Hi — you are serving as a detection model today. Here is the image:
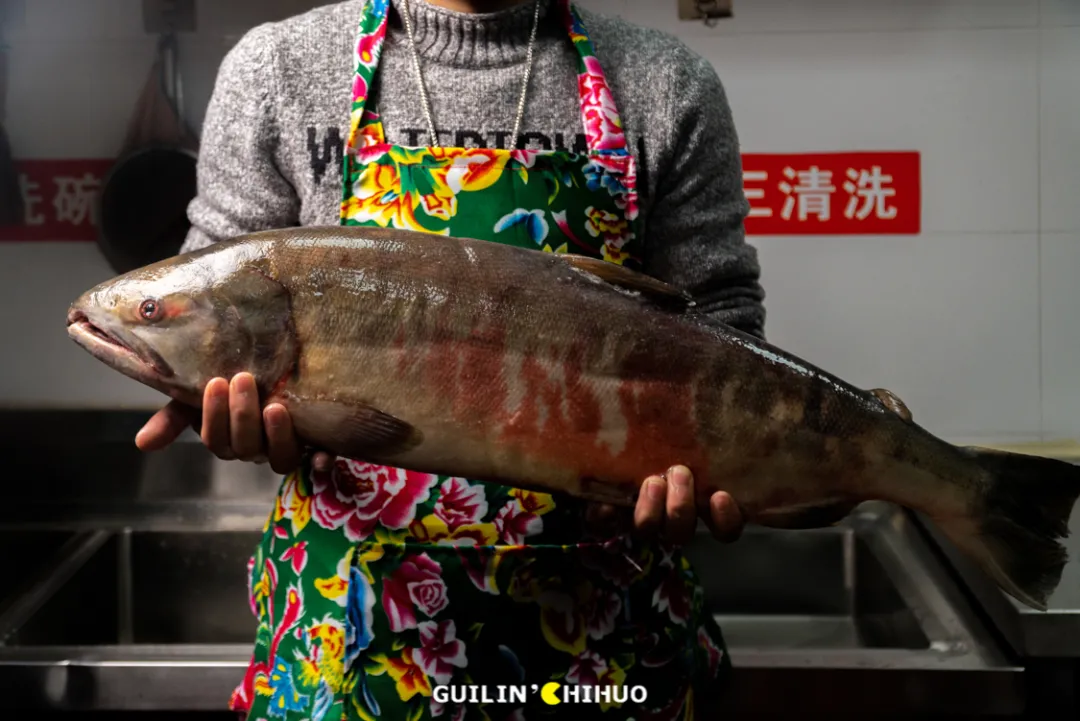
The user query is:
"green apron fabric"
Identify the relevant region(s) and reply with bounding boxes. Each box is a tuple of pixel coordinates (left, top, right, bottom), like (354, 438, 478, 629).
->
(229, 2, 732, 719)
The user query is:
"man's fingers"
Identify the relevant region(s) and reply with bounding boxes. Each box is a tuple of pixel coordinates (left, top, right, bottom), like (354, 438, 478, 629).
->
(664, 465, 696, 545)
(135, 401, 198, 452)
(230, 373, 264, 461)
(708, 491, 745, 543)
(264, 404, 301, 474)
(201, 378, 234, 460)
(633, 476, 666, 538)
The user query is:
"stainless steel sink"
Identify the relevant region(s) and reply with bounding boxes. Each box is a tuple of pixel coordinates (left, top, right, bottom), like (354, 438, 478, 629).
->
(0, 528, 259, 711)
(686, 516, 928, 651)
(3, 531, 260, 647)
(0, 502, 1025, 714)
(686, 502, 1007, 666)
(0, 531, 80, 607)
(682, 502, 1027, 715)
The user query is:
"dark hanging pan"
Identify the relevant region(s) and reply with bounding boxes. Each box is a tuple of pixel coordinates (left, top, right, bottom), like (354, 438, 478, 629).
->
(97, 33, 199, 274)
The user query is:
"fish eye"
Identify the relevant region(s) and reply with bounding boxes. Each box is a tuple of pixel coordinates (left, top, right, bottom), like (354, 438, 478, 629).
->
(139, 299, 163, 322)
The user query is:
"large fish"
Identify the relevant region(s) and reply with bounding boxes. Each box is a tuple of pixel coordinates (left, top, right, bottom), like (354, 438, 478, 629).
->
(66, 226, 1080, 611)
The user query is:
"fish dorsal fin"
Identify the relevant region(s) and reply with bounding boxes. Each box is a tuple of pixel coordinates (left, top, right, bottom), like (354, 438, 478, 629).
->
(560, 255, 694, 310)
(871, 388, 913, 422)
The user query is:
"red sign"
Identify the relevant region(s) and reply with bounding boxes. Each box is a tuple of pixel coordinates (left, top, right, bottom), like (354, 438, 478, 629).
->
(741, 152, 921, 236)
(0, 152, 921, 242)
(0, 159, 115, 242)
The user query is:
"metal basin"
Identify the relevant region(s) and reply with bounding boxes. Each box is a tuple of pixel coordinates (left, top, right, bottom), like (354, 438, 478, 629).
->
(686, 520, 929, 651)
(681, 502, 1027, 716)
(0, 531, 79, 607)
(683, 502, 1007, 668)
(4, 530, 260, 647)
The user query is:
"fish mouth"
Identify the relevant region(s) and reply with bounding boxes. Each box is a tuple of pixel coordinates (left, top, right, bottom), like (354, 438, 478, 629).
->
(66, 308, 174, 380)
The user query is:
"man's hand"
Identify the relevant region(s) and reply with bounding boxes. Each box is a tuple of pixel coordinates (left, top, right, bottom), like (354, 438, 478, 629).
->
(134, 373, 335, 475)
(585, 465, 744, 545)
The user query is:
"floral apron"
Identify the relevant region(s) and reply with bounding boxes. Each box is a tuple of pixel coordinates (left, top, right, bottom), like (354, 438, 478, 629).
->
(231, 2, 731, 719)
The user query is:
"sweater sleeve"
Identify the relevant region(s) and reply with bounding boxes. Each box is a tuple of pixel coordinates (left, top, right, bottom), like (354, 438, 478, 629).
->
(180, 24, 300, 253)
(642, 47, 766, 339)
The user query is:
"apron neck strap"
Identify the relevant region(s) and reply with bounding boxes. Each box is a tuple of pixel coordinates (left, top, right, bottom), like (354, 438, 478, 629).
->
(557, 0, 630, 155)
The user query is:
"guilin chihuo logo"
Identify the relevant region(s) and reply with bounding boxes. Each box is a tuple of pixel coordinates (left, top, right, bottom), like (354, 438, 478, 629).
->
(433, 683, 648, 706)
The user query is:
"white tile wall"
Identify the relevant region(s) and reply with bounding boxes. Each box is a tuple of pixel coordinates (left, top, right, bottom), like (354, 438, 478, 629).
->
(1, 0, 336, 41)
(1041, 0, 1080, 26)
(0, 243, 167, 409)
(0, 0, 1074, 443)
(753, 232, 1042, 439)
(6, 0, 146, 41)
(1041, 232, 1080, 438)
(685, 29, 1040, 235)
(1040, 28, 1080, 232)
(5, 41, 157, 158)
(616, 0, 1039, 37)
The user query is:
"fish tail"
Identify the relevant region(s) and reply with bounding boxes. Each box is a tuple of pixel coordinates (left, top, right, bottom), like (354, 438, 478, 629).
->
(939, 447, 1080, 611)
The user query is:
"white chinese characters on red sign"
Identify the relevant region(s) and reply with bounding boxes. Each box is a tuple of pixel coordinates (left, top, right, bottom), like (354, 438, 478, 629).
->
(0, 153, 921, 241)
(741, 153, 920, 235)
(1, 160, 114, 242)
(21, 172, 102, 227)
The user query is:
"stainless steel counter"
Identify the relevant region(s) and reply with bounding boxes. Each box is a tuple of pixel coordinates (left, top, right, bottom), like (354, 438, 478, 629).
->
(0, 411, 1035, 714)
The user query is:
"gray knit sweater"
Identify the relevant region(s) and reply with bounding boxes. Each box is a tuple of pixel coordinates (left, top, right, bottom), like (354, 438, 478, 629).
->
(181, 0, 766, 336)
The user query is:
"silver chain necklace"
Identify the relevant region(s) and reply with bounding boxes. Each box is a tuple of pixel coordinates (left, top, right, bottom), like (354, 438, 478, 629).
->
(401, 0, 542, 148)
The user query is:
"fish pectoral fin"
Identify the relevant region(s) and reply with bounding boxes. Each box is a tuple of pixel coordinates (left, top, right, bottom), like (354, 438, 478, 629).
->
(871, 388, 913, 422)
(286, 399, 423, 460)
(560, 255, 694, 310)
(756, 499, 860, 529)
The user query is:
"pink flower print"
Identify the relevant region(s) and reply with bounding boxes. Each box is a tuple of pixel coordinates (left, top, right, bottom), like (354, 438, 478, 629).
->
(310, 460, 435, 543)
(382, 553, 449, 632)
(567, 649, 608, 686)
(245, 555, 257, 617)
(355, 21, 385, 69)
(351, 73, 370, 104)
(699, 626, 725, 680)
(583, 588, 623, 640)
(552, 209, 592, 253)
(414, 620, 468, 685)
(509, 148, 540, 167)
(578, 55, 625, 151)
(280, 541, 308, 575)
(620, 156, 640, 221)
(652, 567, 691, 626)
(494, 500, 543, 545)
(434, 478, 489, 530)
(460, 547, 503, 595)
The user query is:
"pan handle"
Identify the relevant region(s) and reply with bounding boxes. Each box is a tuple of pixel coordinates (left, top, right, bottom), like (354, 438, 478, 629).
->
(156, 33, 184, 130)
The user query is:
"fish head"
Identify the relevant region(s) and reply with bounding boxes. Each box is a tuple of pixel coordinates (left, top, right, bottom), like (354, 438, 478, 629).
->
(66, 244, 296, 406)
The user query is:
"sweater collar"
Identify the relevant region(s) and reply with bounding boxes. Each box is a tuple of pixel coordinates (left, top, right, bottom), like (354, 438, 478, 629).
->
(386, 0, 560, 68)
